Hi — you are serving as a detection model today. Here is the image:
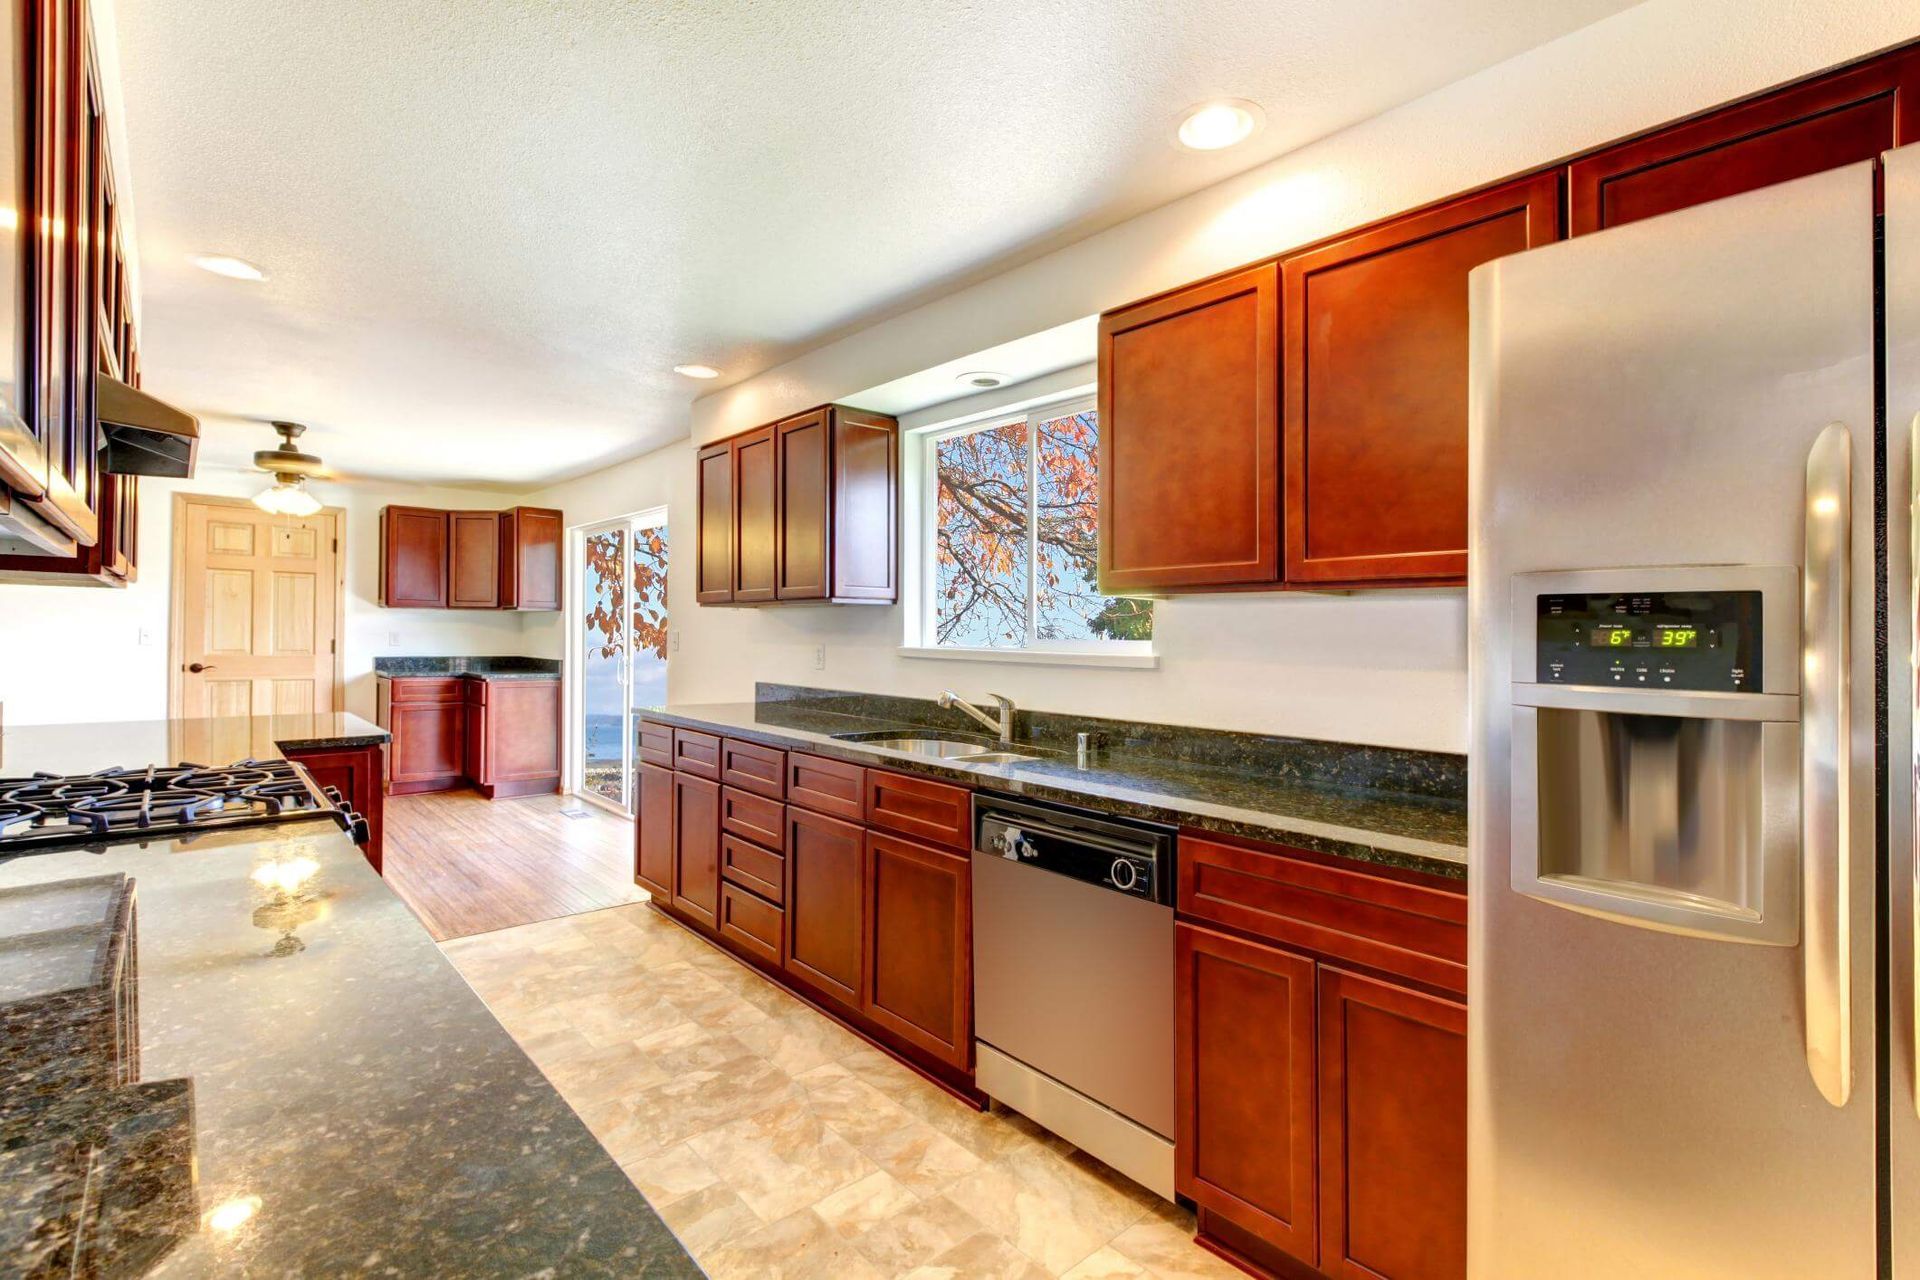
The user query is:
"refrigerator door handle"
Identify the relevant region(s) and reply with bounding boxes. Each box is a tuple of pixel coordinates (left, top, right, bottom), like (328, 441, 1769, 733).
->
(1803, 421, 1852, 1108)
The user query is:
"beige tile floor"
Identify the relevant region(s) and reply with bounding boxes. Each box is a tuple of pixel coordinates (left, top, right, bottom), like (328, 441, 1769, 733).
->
(443, 902, 1246, 1279)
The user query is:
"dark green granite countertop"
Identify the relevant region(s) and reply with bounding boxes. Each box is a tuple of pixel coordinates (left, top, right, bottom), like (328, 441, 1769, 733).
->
(375, 656, 560, 681)
(0, 715, 387, 775)
(0, 814, 702, 1276)
(638, 702, 1466, 880)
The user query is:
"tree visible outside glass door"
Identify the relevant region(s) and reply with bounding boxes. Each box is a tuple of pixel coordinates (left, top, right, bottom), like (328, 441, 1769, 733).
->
(576, 512, 668, 812)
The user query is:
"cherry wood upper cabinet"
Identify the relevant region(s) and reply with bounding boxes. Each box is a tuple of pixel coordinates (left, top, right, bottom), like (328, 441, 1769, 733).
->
(863, 831, 971, 1070)
(498, 506, 562, 610)
(1570, 46, 1920, 235)
(696, 440, 735, 604)
(448, 510, 500, 608)
(379, 506, 449, 607)
(635, 760, 675, 900)
(1316, 967, 1466, 1280)
(774, 409, 830, 600)
(1177, 922, 1319, 1265)
(1281, 173, 1560, 585)
(1099, 264, 1280, 593)
(733, 425, 777, 602)
(695, 404, 898, 607)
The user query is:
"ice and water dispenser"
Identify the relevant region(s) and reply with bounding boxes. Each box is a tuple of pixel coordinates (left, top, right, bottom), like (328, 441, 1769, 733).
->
(1509, 567, 1804, 945)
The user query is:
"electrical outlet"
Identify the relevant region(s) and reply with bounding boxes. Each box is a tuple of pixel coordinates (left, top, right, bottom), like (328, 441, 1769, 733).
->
(136, 627, 152, 647)
(387, 629, 400, 647)
(812, 644, 826, 671)
(671, 629, 681, 653)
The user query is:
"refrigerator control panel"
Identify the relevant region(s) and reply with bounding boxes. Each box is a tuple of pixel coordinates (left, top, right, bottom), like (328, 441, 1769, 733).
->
(1534, 590, 1762, 691)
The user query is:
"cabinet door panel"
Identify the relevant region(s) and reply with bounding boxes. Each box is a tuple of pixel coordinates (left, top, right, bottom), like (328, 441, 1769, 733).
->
(784, 806, 865, 1008)
(1571, 48, 1920, 235)
(381, 507, 448, 607)
(1177, 923, 1317, 1266)
(734, 426, 777, 602)
(636, 761, 674, 899)
(448, 510, 500, 608)
(864, 832, 970, 1069)
(498, 506, 562, 610)
(671, 773, 721, 929)
(488, 679, 560, 783)
(390, 703, 463, 783)
(1282, 173, 1559, 585)
(1099, 264, 1279, 592)
(696, 442, 734, 604)
(1317, 968, 1466, 1280)
(829, 408, 898, 601)
(865, 769, 970, 852)
(775, 408, 830, 600)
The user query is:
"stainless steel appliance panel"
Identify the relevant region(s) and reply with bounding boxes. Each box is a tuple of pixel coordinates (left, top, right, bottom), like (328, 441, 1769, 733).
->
(1467, 162, 1879, 1279)
(971, 848, 1176, 1137)
(1885, 139, 1920, 1280)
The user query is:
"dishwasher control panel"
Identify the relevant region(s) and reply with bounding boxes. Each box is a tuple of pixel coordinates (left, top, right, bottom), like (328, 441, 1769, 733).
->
(974, 793, 1176, 905)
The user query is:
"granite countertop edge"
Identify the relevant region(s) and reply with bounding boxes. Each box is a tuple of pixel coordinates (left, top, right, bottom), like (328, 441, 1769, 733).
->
(638, 704, 1466, 881)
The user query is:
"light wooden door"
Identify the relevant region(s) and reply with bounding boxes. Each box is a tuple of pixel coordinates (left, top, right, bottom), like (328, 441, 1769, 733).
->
(176, 498, 341, 719)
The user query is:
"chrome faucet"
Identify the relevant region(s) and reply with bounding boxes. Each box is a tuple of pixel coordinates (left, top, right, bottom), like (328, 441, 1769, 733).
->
(938, 690, 1016, 744)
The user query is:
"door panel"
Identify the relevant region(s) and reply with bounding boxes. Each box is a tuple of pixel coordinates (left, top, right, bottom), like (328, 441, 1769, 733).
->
(636, 761, 674, 899)
(1282, 173, 1559, 584)
(785, 806, 865, 1007)
(178, 500, 339, 717)
(734, 426, 776, 602)
(448, 510, 500, 608)
(380, 506, 447, 607)
(697, 441, 734, 603)
(1468, 163, 1877, 1279)
(775, 409, 829, 599)
(580, 524, 628, 806)
(1317, 967, 1465, 1280)
(671, 773, 721, 929)
(1098, 264, 1279, 592)
(864, 832, 970, 1068)
(1177, 923, 1318, 1266)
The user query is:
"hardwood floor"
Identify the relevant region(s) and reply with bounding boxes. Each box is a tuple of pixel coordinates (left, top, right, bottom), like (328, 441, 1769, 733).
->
(384, 788, 644, 941)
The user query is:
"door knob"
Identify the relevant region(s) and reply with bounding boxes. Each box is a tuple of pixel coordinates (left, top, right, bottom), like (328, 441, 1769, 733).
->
(187, 662, 215, 673)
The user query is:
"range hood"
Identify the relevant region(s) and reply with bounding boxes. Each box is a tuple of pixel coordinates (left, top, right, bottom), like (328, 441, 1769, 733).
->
(97, 375, 199, 478)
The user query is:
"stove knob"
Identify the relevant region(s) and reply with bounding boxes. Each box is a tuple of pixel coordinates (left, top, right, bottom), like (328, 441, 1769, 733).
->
(345, 812, 370, 846)
(322, 786, 344, 804)
(1109, 858, 1140, 892)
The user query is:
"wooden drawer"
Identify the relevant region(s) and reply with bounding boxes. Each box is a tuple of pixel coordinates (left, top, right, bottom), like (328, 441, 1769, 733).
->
(672, 728, 722, 780)
(720, 787, 786, 853)
(719, 881, 783, 967)
(865, 769, 971, 852)
(721, 737, 786, 799)
(639, 720, 674, 768)
(1178, 833, 1466, 995)
(383, 676, 464, 703)
(786, 752, 865, 822)
(721, 834, 785, 905)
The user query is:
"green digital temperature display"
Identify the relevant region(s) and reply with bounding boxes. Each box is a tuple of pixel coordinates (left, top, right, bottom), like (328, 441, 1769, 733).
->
(1591, 626, 1635, 647)
(1656, 628, 1699, 648)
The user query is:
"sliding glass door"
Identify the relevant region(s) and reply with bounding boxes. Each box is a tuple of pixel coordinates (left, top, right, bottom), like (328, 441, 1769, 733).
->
(573, 510, 668, 813)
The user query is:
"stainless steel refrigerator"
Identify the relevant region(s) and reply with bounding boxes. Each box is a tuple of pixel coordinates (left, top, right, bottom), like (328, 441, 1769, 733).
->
(1468, 148, 1920, 1278)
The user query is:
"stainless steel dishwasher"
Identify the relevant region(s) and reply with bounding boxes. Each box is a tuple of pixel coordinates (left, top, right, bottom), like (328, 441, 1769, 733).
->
(971, 792, 1177, 1199)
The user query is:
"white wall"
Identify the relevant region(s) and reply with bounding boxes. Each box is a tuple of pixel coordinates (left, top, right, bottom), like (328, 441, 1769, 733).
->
(523, 0, 1905, 755)
(0, 465, 542, 726)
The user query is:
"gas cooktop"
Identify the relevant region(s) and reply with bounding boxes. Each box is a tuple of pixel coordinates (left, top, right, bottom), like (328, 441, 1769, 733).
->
(0, 758, 368, 853)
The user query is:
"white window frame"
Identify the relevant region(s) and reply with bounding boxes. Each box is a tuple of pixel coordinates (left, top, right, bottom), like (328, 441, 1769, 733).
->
(901, 391, 1156, 669)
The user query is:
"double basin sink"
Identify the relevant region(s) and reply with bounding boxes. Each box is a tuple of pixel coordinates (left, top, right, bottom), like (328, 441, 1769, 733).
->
(831, 728, 1047, 765)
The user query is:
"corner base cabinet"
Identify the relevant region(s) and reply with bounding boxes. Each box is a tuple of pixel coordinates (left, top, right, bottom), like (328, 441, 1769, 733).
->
(377, 674, 559, 798)
(636, 721, 976, 1093)
(1176, 832, 1467, 1280)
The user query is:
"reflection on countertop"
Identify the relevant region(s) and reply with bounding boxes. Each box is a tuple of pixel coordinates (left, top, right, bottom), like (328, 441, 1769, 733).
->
(0, 714, 388, 779)
(0, 815, 701, 1277)
(639, 686, 1467, 879)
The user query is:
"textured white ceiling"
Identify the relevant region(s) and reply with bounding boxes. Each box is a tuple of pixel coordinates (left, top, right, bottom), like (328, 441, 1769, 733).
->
(108, 0, 1632, 488)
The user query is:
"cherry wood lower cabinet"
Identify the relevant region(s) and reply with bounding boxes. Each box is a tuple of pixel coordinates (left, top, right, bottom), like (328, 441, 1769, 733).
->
(282, 741, 386, 874)
(377, 677, 465, 795)
(864, 831, 971, 1071)
(1176, 833, 1467, 1280)
(671, 773, 722, 930)
(784, 806, 867, 1009)
(635, 761, 675, 899)
(463, 678, 561, 798)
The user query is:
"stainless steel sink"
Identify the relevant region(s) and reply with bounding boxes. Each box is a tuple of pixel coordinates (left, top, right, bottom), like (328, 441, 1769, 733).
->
(832, 729, 1044, 763)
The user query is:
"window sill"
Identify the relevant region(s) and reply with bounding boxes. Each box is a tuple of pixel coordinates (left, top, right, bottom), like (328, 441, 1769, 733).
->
(897, 645, 1158, 670)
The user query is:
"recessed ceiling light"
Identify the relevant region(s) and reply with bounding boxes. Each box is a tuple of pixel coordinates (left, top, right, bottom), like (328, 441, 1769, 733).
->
(1174, 99, 1263, 152)
(191, 254, 265, 281)
(956, 371, 1006, 389)
(673, 364, 720, 380)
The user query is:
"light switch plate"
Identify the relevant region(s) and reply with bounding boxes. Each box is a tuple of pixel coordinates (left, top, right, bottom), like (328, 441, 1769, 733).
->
(812, 644, 826, 671)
